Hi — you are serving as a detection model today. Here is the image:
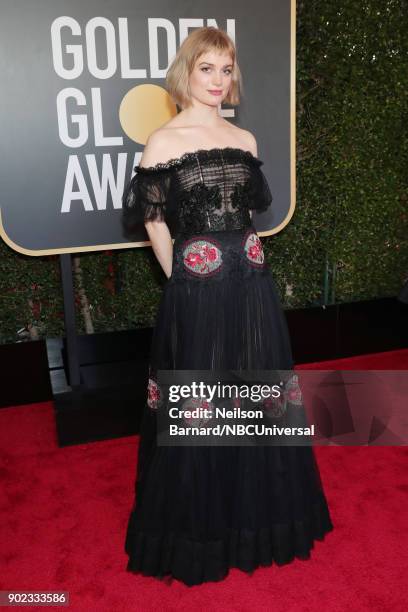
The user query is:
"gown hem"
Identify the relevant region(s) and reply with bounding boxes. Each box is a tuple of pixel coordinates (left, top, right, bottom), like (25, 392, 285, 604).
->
(124, 493, 334, 587)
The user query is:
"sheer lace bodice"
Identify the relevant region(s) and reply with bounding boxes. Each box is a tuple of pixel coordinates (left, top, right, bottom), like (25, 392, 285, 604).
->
(121, 147, 272, 239)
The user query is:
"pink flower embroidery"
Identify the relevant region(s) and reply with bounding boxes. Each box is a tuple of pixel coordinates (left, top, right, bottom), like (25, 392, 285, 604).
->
(248, 243, 262, 260)
(263, 395, 287, 419)
(284, 375, 303, 406)
(182, 238, 223, 276)
(204, 245, 218, 262)
(232, 396, 241, 409)
(244, 232, 265, 266)
(185, 252, 204, 267)
(181, 397, 214, 427)
(147, 377, 161, 410)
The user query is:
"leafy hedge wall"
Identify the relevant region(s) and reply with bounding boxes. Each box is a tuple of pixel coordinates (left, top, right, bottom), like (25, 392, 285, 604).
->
(1, 0, 407, 344)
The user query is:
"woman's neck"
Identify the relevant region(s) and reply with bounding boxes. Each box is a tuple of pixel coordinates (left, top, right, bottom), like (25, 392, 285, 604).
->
(178, 104, 223, 128)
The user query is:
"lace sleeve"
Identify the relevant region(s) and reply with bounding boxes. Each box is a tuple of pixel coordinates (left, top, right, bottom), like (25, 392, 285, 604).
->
(249, 162, 273, 212)
(121, 166, 172, 239)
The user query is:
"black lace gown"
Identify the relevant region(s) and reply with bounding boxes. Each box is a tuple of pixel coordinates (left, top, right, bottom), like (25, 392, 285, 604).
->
(121, 147, 333, 586)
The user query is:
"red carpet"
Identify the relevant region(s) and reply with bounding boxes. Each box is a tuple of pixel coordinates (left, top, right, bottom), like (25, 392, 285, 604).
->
(1, 349, 407, 611)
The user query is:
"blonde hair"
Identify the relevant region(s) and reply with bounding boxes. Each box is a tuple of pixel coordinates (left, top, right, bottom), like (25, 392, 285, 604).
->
(166, 26, 242, 109)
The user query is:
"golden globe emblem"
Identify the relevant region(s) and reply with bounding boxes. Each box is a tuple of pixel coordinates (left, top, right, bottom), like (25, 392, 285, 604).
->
(119, 84, 177, 144)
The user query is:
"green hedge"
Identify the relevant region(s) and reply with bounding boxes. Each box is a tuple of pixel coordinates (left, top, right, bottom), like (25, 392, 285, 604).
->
(1, 0, 407, 343)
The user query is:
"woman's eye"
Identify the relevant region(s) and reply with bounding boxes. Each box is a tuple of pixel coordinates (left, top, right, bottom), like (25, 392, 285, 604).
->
(201, 67, 232, 75)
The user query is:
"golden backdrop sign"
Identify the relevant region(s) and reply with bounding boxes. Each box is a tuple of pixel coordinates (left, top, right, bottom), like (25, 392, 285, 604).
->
(0, 0, 295, 256)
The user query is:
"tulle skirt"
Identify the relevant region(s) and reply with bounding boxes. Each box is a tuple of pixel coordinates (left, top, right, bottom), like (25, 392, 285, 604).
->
(124, 227, 333, 586)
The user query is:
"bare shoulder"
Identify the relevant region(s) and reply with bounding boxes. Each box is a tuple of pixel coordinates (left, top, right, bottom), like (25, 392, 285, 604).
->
(222, 121, 258, 156)
(139, 128, 176, 168)
(235, 127, 258, 157)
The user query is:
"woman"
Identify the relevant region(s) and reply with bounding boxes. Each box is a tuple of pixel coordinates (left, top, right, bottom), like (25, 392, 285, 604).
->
(122, 26, 333, 586)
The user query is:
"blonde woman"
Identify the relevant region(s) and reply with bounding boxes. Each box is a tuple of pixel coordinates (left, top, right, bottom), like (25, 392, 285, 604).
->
(122, 26, 333, 586)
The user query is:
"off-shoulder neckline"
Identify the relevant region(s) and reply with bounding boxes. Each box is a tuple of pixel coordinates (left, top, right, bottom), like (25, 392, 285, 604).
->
(133, 146, 263, 173)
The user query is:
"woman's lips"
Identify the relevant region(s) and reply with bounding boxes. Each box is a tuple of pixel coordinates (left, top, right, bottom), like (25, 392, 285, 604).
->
(208, 90, 223, 95)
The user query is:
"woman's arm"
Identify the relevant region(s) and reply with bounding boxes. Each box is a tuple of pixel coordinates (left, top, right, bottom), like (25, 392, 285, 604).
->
(144, 220, 173, 279)
(140, 131, 174, 279)
(242, 131, 259, 222)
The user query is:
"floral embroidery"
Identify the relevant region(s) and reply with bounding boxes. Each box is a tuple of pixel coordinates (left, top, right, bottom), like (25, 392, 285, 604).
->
(230, 178, 255, 212)
(147, 377, 162, 410)
(231, 396, 241, 409)
(243, 231, 265, 267)
(262, 375, 303, 419)
(178, 183, 223, 234)
(181, 397, 214, 427)
(284, 374, 303, 406)
(263, 395, 287, 419)
(182, 237, 223, 277)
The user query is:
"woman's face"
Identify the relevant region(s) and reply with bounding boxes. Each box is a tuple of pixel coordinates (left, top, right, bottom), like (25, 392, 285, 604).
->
(188, 50, 233, 107)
